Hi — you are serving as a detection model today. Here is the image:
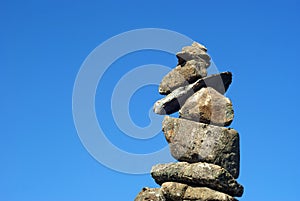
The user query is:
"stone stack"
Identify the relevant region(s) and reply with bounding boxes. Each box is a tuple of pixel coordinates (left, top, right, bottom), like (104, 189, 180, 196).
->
(135, 42, 244, 201)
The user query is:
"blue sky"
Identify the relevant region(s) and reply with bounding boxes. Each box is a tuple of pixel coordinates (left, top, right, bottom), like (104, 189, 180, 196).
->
(2, 0, 300, 200)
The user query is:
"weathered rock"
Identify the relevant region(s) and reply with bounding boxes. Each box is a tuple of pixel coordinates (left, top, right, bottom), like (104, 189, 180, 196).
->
(162, 116, 240, 178)
(153, 72, 232, 115)
(161, 182, 238, 201)
(184, 186, 238, 201)
(176, 42, 211, 65)
(179, 87, 234, 126)
(191, 41, 208, 52)
(151, 162, 243, 197)
(159, 60, 208, 95)
(161, 182, 188, 201)
(134, 187, 165, 201)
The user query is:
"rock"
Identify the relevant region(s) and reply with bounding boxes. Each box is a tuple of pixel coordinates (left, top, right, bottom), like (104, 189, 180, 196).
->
(162, 116, 240, 178)
(134, 187, 165, 201)
(153, 72, 232, 115)
(161, 182, 238, 201)
(191, 41, 208, 52)
(184, 186, 238, 201)
(179, 87, 234, 126)
(159, 60, 208, 95)
(151, 162, 244, 197)
(161, 182, 187, 201)
(176, 42, 211, 66)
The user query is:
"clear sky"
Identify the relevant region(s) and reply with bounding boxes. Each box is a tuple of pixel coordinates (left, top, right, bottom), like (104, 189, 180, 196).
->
(2, 0, 300, 200)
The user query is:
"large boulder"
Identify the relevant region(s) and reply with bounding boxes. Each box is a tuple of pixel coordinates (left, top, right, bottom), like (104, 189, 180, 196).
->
(162, 116, 240, 178)
(153, 72, 232, 115)
(134, 187, 165, 201)
(159, 60, 208, 95)
(179, 87, 234, 126)
(151, 162, 244, 197)
(161, 182, 238, 201)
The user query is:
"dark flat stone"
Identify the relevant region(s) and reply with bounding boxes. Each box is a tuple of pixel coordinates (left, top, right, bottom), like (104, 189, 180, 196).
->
(153, 72, 232, 115)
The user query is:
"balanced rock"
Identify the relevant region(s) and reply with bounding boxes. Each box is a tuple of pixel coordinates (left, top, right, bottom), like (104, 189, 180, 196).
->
(163, 116, 240, 178)
(159, 60, 208, 95)
(179, 87, 234, 126)
(134, 187, 165, 201)
(153, 72, 232, 115)
(161, 182, 238, 201)
(190, 41, 208, 52)
(176, 42, 211, 66)
(151, 162, 243, 197)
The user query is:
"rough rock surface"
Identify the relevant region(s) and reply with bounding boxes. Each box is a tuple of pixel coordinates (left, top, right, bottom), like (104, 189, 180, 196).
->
(134, 187, 165, 201)
(161, 182, 187, 201)
(184, 186, 238, 201)
(176, 42, 211, 66)
(161, 182, 238, 201)
(151, 162, 243, 197)
(159, 60, 208, 95)
(162, 116, 240, 178)
(179, 87, 234, 126)
(191, 41, 208, 52)
(153, 72, 232, 115)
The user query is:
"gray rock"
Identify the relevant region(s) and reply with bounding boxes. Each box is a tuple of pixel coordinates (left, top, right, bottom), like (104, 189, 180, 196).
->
(161, 182, 238, 201)
(153, 72, 232, 115)
(159, 60, 208, 95)
(179, 87, 234, 126)
(176, 42, 211, 66)
(162, 116, 240, 178)
(151, 162, 244, 197)
(134, 187, 165, 201)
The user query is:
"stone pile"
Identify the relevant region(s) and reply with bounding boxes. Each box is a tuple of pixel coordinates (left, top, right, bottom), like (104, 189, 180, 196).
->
(135, 42, 244, 201)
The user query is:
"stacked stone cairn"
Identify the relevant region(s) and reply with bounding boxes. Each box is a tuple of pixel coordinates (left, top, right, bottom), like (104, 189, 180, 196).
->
(135, 42, 244, 201)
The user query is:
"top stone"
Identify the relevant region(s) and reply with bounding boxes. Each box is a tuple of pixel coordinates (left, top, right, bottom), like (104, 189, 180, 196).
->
(191, 41, 208, 52)
(159, 42, 211, 95)
(176, 42, 211, 66)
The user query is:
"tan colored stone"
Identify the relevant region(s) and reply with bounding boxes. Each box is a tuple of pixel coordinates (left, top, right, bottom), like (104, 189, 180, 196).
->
(134, 187, 165, 201)
(161, 182, 238, 201)
(179, 87, 234, 126)
(159, 60, 208, 95)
